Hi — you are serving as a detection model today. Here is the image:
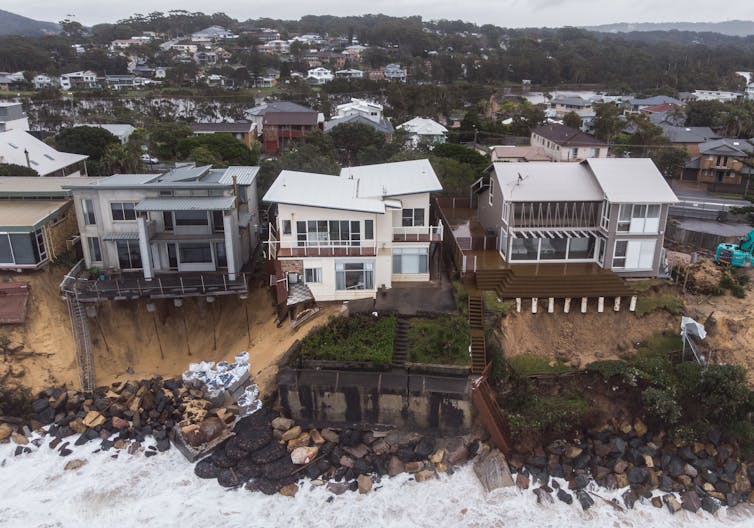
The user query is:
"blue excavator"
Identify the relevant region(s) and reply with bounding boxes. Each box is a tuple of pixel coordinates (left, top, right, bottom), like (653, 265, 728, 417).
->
(715, 230, 754, 267)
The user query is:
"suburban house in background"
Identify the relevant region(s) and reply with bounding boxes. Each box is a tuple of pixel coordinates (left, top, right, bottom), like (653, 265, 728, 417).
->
(683, 138, 754, 190)
(59, 71, 98, 91)
(0, 129, 88, 177)
(383, 63, 407, 82)
(324, 98, 394, 140)
(65, 165, 259, 282)
(659, 125, 721, 157)
(0, 103, 30, 132)
(530, 123, 608, 162)
(474, 158, 678, 277)
(335, 69, 364, 79)
(191, 26, 238, 42)
(306, 67, 334, 85)
(245, 101, 323, 154)
(0, 176, 95, 270)
(490, 145, 550, 163)
(263, 159, 444, 304)
(75, 124, 136, 144)
(550, 95, 593, 119)
(397, 117, 448, 148)
(190, 121, 258, 148)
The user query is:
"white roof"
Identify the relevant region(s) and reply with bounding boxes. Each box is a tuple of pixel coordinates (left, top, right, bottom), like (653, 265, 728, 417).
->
(397, 117, 448, 136)
(263, 170, 387, 213)
(493, 162, 603, 202)
(585, 158, 679, 204)
(0, 176, 101, 195)
(0, 129, 88, 177)
(76, 123, 135, 139)
(340, 159, 442, 197)
(218, 166, 259, 185)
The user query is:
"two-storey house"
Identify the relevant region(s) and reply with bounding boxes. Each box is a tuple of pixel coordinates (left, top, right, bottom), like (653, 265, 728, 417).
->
(531, 123, 608, 162)
(476, 159, 678, 277)
(65, 165, 259, 281)
(263, 160, 443, 302)
(693, 138, 754, 188)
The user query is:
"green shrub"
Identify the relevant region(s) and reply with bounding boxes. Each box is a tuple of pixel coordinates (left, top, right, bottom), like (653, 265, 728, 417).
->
(486, 328, 506, 385)
(635, 294, 684, 317)
(642, 386, 682, 425)
(299, 314, 396, 364)
(408, 315, 470, 366)
(508, 394, 589, 437)
(453, 281, 468, 316)
(483, 291, 515, 315)
(586, 360, 629, 379)
(507, 354, 573, 376)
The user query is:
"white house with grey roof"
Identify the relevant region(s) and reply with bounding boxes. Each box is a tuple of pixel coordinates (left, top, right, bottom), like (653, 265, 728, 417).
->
(263, 159, 443, 302)
(475, 158, 678, 277)
(65, 165, 259, 281)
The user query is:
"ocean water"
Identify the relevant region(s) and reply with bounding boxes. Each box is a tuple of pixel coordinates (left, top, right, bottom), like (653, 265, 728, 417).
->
(0, 438, 752, 528)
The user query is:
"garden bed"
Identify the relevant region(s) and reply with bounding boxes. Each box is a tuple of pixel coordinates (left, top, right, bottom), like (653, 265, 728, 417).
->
(298, 314, 396, 365)
(407, 315, 470, 366)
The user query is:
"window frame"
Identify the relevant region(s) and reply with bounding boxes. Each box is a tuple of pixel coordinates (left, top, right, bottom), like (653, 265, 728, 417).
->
(87, 236, 102, 262)
(82, 198, 96, 225)
(110, 201, 137, 222)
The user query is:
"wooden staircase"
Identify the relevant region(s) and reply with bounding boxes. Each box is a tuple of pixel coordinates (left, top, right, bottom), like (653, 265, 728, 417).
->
(392, 316, 410, 367)
(468, 296, 486, 374)
(475, 265, 634, 299)
(472, 364, 511, 456)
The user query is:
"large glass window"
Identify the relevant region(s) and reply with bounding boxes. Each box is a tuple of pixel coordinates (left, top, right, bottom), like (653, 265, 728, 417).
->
(612, 240, 655, 270)
(9, 233, 38, 265)
(214, 242, 227, 267)
(87, 237, 102, 262)
(163, 211, 173, 231)
(212, 211, 225, 232)
(510, 238, 539, 260)
(393, 248, 429, 274)
(568, 236, 595, 259)
(282, 220, 291, 235)
(335, 261, 374, 290)
(174, 210, 209, 226)
(364, 220, 374, 240)
(111, 202, 136, 221)
(179, 243, 213, 263)
(401, 209, 425, 227)
(540, 238, 568, 260)
(617, 204, 661, 234)
(116, 240, 142, 269)
(304, 267, 322, 283)
(82, 199, 96, 225)
(0, 234, 12, 264)
(295, 219, 361, 246)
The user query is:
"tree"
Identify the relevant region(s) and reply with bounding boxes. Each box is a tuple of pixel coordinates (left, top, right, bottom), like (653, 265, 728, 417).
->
(328, 123, 389, 165)
(176, 134, 258, 166)
(652, 147, 689, 179)
(0, 163, 38, 176)
(563, 111, 582, 130)
(428, 156, 478, 195)
(432, 143, 490, 173)
(53, 126, 120, 160)
(592, 102, 624, 144)
(189, 146, 221, 166)
(148, 122, 192, 161)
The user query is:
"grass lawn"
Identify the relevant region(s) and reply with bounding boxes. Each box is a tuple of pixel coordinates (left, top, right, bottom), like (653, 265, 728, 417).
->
(407, 315, 470, 366)
(507, 353, 574, 376)
(635, 293, 684, 317)
(299, 314, 396, 364)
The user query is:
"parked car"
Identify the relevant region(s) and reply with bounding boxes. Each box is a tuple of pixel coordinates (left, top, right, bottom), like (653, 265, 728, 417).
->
(141, 154, 159, 164)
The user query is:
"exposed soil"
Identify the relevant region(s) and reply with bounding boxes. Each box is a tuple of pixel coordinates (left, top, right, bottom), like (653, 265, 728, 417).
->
(0, 266, 339, 394)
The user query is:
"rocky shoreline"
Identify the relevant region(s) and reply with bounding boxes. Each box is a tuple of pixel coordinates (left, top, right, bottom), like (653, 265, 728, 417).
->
(509, 418, 754, 514)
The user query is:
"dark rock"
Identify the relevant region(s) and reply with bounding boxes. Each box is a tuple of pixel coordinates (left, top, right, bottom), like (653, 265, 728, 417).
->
(679, 446, 696, 462)
(612, 437, 627, 455)
(145, 450, 157, 457)
(708, 428, 721, 446)
(627, 467, 647, 485)
(668, 457, 685, 478)
(74, 435, 89, 446)
(660, 475, 674, 492)
(622, 489, 638, 509)
(156, 438, 170, 452)
(573, 453, 591, 469)
(549, 464, 564, 479)
(414, 437, 435, 458)
(725, 492, 738, 507)
(327, 481, 350, 495)
(339, 429, 362, 448)
(701, 496, 721, 514)
(526, 455, 547, 468)
(211, 448, 235, 468)
(682, 490, 702, 513)
(701, 469, 719, 485)
(533, 487, 553, 504)
(32, 398, 50, 413)
(575, 490, 594, 510)
(100, 439, 114, 451)
(59, 448, 72, 457)
(217, 468, 241, 487)
(250, 443, 287, 465)
(557, 489, 573, 505)
(13, 446, 25, 456)
(570, 474, 590, 490)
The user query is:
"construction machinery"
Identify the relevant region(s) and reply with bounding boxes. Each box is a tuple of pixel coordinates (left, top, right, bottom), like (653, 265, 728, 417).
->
(715, 229, 754, 267)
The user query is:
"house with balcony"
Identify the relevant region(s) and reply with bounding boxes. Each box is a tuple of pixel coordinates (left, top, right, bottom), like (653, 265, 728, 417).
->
(531, 123, 608, 162)
(59, 71, 98, 91)
(686, 138, 754, 191)
(245, 101, 324, 154)
(263, 159, 443, 303)
(474, 158, 678, 278)
(63, 165, 259, 300)
(324, 98, 394, 140)
(306, 67, 334, 85)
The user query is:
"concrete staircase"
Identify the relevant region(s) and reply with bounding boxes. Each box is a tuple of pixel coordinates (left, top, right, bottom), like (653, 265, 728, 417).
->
(392, 316, 410, 367)
(468, 296, 486, 374)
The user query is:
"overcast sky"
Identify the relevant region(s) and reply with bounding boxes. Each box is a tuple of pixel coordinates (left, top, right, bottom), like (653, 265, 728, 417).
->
(5, 0, 754, 28)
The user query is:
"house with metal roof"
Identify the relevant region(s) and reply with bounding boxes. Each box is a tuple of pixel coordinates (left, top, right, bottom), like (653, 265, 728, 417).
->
(263, 159, 444, 304)
(324, 99, 394, 139)
(685, 138, 754, 191)
(397, 117, 448, 148)
(244, 101, 324, 154)
(531, 123, 608, 162)
(474, 158, 678, 277)
(190, 121, 258, 148)
(0, 176, 98, 270)
(0, 129, 88, 177)
(659, 125, 721, 157)
(64, 165, 259, 294)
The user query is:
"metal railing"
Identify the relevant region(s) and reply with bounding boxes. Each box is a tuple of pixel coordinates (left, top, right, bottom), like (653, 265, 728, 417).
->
(392, 224, 444, 242)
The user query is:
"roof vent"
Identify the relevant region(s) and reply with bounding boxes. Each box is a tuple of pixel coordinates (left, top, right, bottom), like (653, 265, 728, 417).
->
(685, 128, 691, 131)
(734, 141, 740, 146)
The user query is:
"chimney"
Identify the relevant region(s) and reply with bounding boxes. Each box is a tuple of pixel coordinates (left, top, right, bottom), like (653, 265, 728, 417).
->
(24, 148, 30, 168)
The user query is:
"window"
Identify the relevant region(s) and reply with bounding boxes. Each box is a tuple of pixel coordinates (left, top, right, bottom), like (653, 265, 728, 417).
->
(600, 201, 610, 230)
(174, 210, 209, 226)
(87, 237, 102, 262)
(167, 243, 178, 269)
(116, 240, 142, 269)
(282, 220, 291, 235)
(612, 240, 628, 268)
(335, 261, 374, 290)
(212, 211, 225, 232)
(570, 147, 578, 159)
(179, 242, 213, 263)
(612, 240, 655, 270)
(111, 202, 136, 221)
(214, 242, 227, 267)
(401, 208, 425, 227)
(617, 204, 661, 234)
(304, 267, 322, 283)
(82, 199, 96, 225)
(163, 211, 173, 231)
(593, 148, 600, 157)
(364, 220, 374, 240)
(502, 200, 510, 224)
(393, 248, 429, 274)
(296, 219, 361, 246)
(488, 177, 494, 206)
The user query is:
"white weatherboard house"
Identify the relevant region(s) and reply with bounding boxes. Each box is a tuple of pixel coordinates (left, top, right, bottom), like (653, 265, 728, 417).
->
(397, 118, 448, 148)
(263, 159, 444, 302)
(66, 165, 259, 281)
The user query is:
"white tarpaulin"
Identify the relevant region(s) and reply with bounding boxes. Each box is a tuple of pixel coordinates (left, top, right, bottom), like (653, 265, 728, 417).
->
(681, 316, 707, 340)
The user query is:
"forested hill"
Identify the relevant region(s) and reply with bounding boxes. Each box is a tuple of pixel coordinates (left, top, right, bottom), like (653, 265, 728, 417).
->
(585, 20, 754, 37)
(0, 9, 59, 36)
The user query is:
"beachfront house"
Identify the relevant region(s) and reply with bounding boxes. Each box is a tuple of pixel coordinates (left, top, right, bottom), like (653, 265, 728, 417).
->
(263, 159, 444, 303)
(474, 158, 678, 277)
(0, 129, 88, 177)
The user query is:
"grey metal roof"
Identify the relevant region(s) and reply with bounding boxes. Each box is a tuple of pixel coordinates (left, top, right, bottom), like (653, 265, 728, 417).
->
(245, 101, 316, 116)
(158, 165, 213, 183)
(698, 138, 753, 157)
(324, 114, 394, 135)
(660, 125, 720, 143)
(191, 122, 255, 133)
(219, 166, 259, 185)
(585, 158, 679, 204)
(134, 196, 236, 211)
(102, 232, 140, 241)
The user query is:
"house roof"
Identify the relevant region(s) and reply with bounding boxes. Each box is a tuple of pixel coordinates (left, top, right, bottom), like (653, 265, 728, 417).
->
(246, 101, 316, 116)
(190, 121, 255, 133)
(134, 196, 236, 211)
(532, 124, 605, 148)
(660, 125, 720, 144)
(584, 158, 679, 204)
(263, 170, 388, 213)
(0, 129, 88, 177)
(0, 176, 100, 198)
(397, 117, 448, 136)
(64, 165, 257, 190)
(340, 159, 442, 198)
(491, 145, 550, 161)
(324, 114, 394, 135)
(698, 138, 753, 157)
(0, 200, 69, 229)
(76, 123, 135, 140)
(218, 166, 259, 185)
(492, 162, 603, 202)
(552, 96, 591, 107)
(630, 95, 685, 107)
(641, 102, 679, 114)
(263, 112, 319, 126)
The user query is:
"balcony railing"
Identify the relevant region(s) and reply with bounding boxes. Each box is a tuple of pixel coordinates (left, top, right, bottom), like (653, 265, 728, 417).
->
(277, 240, 378, 257)
(393, 224, 443, 242)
